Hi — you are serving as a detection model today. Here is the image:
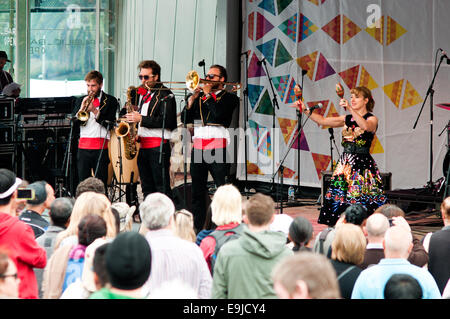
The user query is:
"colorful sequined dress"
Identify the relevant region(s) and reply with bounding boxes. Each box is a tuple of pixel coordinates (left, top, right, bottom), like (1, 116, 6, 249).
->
(318, 113, 387, 226)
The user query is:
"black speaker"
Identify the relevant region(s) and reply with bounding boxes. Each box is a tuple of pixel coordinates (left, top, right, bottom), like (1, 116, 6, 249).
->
(0, 98, 14, 121)
(320, 170, 392, 205)
(0, 147, 15, 172)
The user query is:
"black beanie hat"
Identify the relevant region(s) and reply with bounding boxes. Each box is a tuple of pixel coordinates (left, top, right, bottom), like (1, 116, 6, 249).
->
(105, 232, 151, 290)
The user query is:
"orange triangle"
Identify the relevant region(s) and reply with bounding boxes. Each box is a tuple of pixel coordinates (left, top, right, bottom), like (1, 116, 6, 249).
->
(365, 16, 384, 44)
(359, 66, 378, 90)
(383, 79, 404, 108)
(322, 102, 340, 129)
(278, 166, 296, 179)
(401, 80, 423, 109)
(386, 16, 407, 46)
(370, 135, 384, 154)
(277, 117, 298, 144)
(342, 15, 362, 44)
(247, 161, 264, 175)
(339, 65, 360, 90)
(311, 153, 332, 180)
(296, 51, 318, 81)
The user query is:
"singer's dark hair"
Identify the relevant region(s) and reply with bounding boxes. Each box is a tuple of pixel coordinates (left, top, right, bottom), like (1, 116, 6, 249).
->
(210, 64, 227, 82)
(350, 86, 375, 112)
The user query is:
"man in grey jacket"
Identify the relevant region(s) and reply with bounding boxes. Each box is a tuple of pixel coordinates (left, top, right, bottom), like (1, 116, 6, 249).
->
(212, 193, 293, 299)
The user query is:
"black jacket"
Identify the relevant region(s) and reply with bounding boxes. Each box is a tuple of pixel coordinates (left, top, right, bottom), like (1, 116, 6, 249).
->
(181, 90, 239, 127)
(18, 210, 49, 239)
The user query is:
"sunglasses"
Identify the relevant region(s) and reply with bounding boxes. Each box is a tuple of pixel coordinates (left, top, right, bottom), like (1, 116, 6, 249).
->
(205, 74, 220, 80)
(138, 75, 155, 80)
(0, 273, 18, 280)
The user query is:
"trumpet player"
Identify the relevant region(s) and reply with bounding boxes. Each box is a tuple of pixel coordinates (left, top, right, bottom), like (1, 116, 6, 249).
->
(72, 70, 118, 191)
(123, 60, 177, 199)
(181, 64, 239, 232)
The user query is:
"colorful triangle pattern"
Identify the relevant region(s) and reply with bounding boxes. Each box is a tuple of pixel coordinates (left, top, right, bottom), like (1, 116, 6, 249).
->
(247, 161, 265, 175)
(248, 12, 255, 40)
(370, 135, 385, 154)
(383, 79, 404, 108)
(315, 53, 336, 81)
(401, 80, 423, 109)
(322, 15, 340, 43)
(247, 84, 265, 110)
(339, 65, 360, 90)
(256, 38, 276, 66)
(277, 0, 294, 15)
(323, 102, 340, 130)
(359, 66, 378, 90)
(296, 51, 318, 81)
(299, 13, 319, 42)
(365, 16, 384, 44)
(279, 13, 297, 42)
(311, 153, 332, 180)
(342, 15, 362, 44)
(278, 117, 298, 144)
(275, 40, 293, 67)
(278, 166, 296, 179)
(255, 90, 274, 115)
(256, 12, 274, 40)
(386, 16, 407, 46)
(292, 129, 310, 151)
(272, 75, 290, 102)
(285, 78, 300, 104)
(248, 53, 267, 78)
(258, 0, 276, 16)
(307, 100, 328, 118)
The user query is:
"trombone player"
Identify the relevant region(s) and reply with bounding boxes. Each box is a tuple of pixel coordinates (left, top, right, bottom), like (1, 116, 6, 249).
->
(72, 70, 118, 192)
(123, 60, 177, 200)
(181, 64, 239, 232)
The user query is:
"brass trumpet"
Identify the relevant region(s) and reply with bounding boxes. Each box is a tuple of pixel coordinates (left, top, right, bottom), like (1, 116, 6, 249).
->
(141, 70, 241, 92)
(76, 93, 95, 126)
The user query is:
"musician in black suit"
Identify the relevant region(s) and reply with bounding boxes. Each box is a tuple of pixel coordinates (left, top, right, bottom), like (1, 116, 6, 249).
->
(72, 70, 118, 191)
(124, 60, 177, 199)
(181, 64, 239, 232)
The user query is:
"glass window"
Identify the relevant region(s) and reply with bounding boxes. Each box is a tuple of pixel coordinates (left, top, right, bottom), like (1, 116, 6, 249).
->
(29, 0, 115, 97)
(0, 1, 15, 81)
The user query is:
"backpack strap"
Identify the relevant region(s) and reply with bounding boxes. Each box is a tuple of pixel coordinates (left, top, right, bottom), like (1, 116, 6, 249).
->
(318, 227, 333, 254)
(337, 265, 356, 281)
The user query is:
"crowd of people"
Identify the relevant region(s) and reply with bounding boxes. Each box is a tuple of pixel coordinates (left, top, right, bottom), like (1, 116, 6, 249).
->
(0, 167, 449, 299)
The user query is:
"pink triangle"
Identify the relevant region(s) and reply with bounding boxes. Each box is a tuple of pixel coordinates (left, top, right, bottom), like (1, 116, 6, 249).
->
(256, 12, 274, 40)
(292, 129, 310, 151)
(315, 53, 336, 81)
(248, 53, 267, 78)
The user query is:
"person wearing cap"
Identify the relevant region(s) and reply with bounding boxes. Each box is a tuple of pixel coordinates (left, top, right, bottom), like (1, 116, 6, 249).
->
(0, 169, 47, 299)
(18, 181, 55, 238)
(0, 51, 13, 94)
(90, 232, 151, 299)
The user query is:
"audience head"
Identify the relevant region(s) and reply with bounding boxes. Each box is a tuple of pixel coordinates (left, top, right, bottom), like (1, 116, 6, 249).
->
(82, 239, 109, 292)
(365, 213, 390, 241)
(111, 202, 135, 233)
(174, 209, 196, 242)
(49, 197, 72, 228)
(441, 196, 450, 224)
(77, 214, 107, 246)
(0, 169, 21, 209)
(210, 184, 242, 226)
(374, 204, 405, 218)
(75, 177, 105, 198)
(0, 250, 19, 298)
(288, 216, 313, 249)
(110, 207, 121, 235)
(92, 243, 110, 290)
(244, 193, 275, 227)
(343, 204, 367, 226)
(272, 252, 341, 299)
(140, 193, 175, 230)
(26, 181, 55, 210)
(332, 223, 366, 265)
(383, 226, 413, 259)
(105, 232, 151, 291)
(384, 274, 423, 299)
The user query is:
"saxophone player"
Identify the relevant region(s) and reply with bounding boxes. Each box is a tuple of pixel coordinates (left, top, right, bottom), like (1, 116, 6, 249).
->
(72, 70, 118, 192)
(123, 60, 177, 199)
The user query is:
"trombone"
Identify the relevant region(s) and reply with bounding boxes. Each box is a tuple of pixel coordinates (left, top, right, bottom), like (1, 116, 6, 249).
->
(143, 70, 241, 92)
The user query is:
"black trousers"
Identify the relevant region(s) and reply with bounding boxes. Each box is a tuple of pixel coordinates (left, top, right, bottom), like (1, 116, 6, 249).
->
(190, 147, 229, 232)
(137, 143, 173, 200)
(77, 148, 110, 191)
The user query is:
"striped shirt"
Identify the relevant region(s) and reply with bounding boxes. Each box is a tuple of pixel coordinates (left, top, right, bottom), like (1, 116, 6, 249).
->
(143, 229, 212, 299)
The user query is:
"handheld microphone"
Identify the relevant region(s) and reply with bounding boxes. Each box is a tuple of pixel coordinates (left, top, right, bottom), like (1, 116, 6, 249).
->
(307, 103, 323, 112)
(198, 59, 205, 67)
(328, 127, 334, 139)
(161, 93, 175, 101)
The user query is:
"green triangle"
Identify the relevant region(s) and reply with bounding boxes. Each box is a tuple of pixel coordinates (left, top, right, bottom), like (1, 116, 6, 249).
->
(255, 90, 274, 115)
(275, 40, 293, 67)
(277, 0, 294, 15)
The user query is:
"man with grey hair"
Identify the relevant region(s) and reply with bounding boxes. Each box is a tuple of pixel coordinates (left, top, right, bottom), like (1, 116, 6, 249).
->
(360, 213, 390, 269)
(140, 193, 212, 298)
(19, 181, 55, 238)
(351, 226, 441, 299)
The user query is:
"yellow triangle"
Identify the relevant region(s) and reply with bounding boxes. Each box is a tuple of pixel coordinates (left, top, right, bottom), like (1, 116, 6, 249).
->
(386, 16, 407, 46)
(383, 79, 404, 108)
(401, 80, 423, 109)
(365, 16, 384, 44)
(277, 118, 298, 145)
(370, 135, 384, 154)
(247, 161, 264, 175)
(359, 66, 378, 91)
(322, 102, 340, 130)
(296, 51, 318, 81)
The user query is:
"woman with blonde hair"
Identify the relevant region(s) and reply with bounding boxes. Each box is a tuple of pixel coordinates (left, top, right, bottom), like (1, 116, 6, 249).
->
(174, 209, 196, 242)
(330, 223, 366, 299)
(54, 192, 116, 249)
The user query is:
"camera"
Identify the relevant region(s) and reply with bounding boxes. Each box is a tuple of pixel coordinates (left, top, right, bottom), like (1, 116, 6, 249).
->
(16, 188, 35, 200)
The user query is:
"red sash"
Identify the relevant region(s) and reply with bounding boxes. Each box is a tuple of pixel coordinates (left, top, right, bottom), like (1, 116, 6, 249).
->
(193, 138, 227, 150)
(78, 138, 109, 150)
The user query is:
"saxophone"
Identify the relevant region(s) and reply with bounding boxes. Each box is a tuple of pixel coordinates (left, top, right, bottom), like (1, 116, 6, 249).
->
(115, 86, 138, 160)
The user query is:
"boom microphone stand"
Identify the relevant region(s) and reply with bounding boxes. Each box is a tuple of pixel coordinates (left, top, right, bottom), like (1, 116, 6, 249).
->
(241, 51, 250, 197)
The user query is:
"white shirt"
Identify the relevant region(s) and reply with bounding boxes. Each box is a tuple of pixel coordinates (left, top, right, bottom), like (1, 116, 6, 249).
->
(138, 94, 172, 140)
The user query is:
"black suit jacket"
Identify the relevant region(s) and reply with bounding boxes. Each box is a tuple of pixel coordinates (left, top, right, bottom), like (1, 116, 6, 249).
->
(428, 227, 450, 293)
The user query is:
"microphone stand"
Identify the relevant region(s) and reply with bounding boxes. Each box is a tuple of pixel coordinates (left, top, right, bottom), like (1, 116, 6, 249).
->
(159, 98, 169, 197)
(94, 121, 112, 191)
(183, 92, 188, 207)
(242, 51, 250, 197)
(296, 69, 307, 196)
(61, 115, 75, 197)
(329, 131, 335, 172)
(259, 58, 280, 196)
(413, 50, 448, 189)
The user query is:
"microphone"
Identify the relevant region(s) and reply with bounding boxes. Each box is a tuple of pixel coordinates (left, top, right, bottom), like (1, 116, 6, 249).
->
(198, 59, 205, 67)
(161, 93, 175, 101)
(328, 127, 335, 140)
(307, 103, 323, 112)
(439, 48, 450, 64)
(257, 57, 266, 66)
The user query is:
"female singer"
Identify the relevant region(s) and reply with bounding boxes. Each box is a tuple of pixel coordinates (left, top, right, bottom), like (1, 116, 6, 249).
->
(296, 86, 386, 226)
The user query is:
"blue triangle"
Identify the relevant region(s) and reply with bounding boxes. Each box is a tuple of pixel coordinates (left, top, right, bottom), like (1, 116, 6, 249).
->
(256, 38, 276, 66)
(258, 0, 276, 16)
